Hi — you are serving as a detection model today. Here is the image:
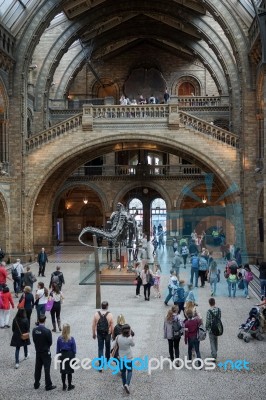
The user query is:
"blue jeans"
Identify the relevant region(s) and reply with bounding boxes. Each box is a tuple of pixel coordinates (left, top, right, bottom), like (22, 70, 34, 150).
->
(260, 279, 266, 298)
(210, 277, 217, 294)
(121, 360, 132, 386)
(243, 280, 249, 297)
(164, 287, 172, 304)
(228, 281, 236, 297)
(190, 268, 199, 287)
(97, 334, 111, 362)
(13, 277, 21, 294)
(15, 345, 28, 364)
(188, 338, 201, 361)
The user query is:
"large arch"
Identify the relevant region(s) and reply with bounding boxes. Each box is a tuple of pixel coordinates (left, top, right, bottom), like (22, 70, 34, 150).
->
(24, 132, 239, 252)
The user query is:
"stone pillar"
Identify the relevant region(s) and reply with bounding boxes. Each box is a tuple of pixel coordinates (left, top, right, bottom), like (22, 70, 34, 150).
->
(82, 105, 93, 131)
(168, 97, 180, 130)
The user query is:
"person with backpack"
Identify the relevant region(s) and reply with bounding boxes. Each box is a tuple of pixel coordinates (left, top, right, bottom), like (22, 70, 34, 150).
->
(180, 243, 189, 268)
(92, 300, 114, 371)
(241, 264, 253, 299)
(49, 266, 65, 291)
(164, 270, 178, 306)
(227, 269, 238, 298)
(173, 280, 186, 315)
(199, 255, 208, 287)
(205, 298, 223, 361)
(164, 305, 183, 365)
(11, 259, 24, 298)
(190, 254, 199, 288)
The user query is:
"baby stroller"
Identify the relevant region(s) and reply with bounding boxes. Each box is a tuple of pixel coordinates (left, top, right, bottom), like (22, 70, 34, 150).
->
(237, 307, 264, 342)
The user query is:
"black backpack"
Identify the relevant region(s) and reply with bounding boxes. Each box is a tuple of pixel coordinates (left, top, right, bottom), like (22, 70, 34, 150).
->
(11, 266, 19, 279)
(97, 311, 109, 336)
(210, 310, 223, 336)
(172, 317, 183, 339)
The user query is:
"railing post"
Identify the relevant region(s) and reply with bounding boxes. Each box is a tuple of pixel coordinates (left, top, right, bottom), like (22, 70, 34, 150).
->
(168, 96, 180, 129)
(82, 104, 93, 131)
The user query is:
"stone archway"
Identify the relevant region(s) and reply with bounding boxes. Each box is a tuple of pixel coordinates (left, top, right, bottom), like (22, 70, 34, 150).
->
(174, 76, 201, 96)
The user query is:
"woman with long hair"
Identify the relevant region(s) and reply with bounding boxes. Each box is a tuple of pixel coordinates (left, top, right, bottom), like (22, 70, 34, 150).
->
(153, 264, 161, 298)
(140, 263, 153, 301)
(112, 314, 134, 358)
(208, 261, 219, 296)
(56, 323, 76, 391)
(35, 281, 48, 324)
(10, 308, 30, 369)
(164, 305, 183, 365)
(50, 282, 64, 332)
(18, 286, 34, 328)
(117, 324, 135, 394)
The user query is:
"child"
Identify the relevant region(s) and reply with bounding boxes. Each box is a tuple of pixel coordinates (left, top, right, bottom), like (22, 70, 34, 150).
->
(185, 284, 196, 305)
(173, 280, 186, 314)
(153, 264, 161, 298)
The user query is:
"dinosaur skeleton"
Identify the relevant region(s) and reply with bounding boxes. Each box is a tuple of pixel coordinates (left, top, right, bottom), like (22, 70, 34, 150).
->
(78, 203, 138, 253)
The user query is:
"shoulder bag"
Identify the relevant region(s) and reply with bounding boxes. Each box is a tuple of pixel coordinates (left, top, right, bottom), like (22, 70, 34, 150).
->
(15, 319, 30, 341)
(17, 295, 25, 309)
(110, 336, 119, 358)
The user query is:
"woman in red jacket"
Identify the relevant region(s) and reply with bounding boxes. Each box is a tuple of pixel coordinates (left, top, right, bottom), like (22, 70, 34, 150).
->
(0, 286, 15, 328)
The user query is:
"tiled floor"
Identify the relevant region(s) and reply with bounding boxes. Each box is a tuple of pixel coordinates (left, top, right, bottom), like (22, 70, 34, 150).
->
(0, 245, 265, 400)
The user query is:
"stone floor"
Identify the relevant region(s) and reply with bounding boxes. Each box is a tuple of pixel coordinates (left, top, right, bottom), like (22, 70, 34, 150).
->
(0, 245, 265, 400)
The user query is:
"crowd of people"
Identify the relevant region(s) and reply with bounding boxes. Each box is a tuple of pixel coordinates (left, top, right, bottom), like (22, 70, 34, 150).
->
(119, 90, 170, 106)
(0, 240, 266, 395)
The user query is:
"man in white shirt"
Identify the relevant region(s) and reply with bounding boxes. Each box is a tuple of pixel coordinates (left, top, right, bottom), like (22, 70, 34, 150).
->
(12, 259, 24, 297)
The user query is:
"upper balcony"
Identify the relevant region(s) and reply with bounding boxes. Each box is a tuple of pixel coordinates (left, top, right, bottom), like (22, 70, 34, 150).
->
(68, 163, 204, 181)
(48, 95, 230, 129)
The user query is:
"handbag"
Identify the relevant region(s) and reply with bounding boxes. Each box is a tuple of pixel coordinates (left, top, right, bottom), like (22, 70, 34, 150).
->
(15, 319, 29, 341)
(197, 324, 207, 341)
(29, 273, 37, 283)
(45, 298, 54, 311)
(111, 337, 119, 358)
(148, 273, 155, 286)
(17, 296, 25, 309)
(133, 279, 138, 285)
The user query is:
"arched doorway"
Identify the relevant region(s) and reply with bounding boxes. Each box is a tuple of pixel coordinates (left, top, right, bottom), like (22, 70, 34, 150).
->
(55, 187, 104, 244)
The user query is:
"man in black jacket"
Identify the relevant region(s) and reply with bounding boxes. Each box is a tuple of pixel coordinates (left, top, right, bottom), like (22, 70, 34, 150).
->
(37, 248, 48, 277)
(32, 314, 56, 391)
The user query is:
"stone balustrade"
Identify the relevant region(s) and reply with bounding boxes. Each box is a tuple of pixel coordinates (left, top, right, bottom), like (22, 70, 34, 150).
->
(25, 114, 82, 151)
(179, 111, 239, 148)
(71, 164, 202, 177)
(25, 104, 238, 153)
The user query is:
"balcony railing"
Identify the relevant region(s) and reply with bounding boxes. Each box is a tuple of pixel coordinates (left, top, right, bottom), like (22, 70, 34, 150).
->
(26, 104, 237, 153)
(70, 164, 203, 177)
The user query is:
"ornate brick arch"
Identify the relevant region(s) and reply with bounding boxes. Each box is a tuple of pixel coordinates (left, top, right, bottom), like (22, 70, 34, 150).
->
(173, 75, 202, 96)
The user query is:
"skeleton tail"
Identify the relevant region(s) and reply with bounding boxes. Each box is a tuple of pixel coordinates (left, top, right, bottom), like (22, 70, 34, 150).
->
(78, 224, 123, 245)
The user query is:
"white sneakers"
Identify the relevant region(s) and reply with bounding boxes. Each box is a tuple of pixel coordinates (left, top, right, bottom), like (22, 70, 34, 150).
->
(124, 384, 130, 394)
(15, 364, 19, 369)
(246, 296, 250, 299)
(24, 355, 29, 360)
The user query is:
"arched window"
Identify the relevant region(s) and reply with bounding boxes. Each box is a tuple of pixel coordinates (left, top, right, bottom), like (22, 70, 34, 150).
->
(129, 198, 143, 238)
(151, 198, 167, 233)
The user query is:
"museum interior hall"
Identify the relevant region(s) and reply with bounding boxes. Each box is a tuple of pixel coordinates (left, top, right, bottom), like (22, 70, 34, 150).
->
(0, 0, 265, 263)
